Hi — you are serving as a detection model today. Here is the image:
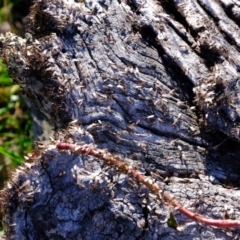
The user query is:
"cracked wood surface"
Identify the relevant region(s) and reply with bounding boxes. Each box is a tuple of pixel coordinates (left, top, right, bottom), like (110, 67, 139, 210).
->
(1, 0, 240, 239)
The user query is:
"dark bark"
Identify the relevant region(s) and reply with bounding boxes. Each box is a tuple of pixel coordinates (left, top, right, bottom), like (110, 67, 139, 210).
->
(1, 0, 240, 239)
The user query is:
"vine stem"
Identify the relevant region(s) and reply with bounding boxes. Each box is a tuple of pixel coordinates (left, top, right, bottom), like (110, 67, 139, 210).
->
(57, 142, 240, 228)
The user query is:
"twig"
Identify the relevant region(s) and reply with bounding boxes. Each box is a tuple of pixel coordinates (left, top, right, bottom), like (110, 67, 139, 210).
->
(57, 142, 240, 228)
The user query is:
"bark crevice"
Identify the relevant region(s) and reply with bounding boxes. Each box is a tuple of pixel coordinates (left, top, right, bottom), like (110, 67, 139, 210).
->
(1, 0, 240, 239)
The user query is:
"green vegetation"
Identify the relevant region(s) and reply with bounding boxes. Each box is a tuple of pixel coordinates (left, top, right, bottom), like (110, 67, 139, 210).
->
(0, 0, 33, 235)
(0, 59, 33, 167)
(0, 0, 33, 168)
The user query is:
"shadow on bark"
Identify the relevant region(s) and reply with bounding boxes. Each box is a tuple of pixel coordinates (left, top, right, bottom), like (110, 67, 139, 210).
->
(1, 0, 240, 239)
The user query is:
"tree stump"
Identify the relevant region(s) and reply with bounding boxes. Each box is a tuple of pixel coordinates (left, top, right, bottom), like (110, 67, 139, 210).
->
(1, 0, 240, 239)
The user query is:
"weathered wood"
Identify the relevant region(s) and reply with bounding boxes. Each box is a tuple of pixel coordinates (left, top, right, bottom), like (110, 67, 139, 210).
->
(1, 0, 240, 239)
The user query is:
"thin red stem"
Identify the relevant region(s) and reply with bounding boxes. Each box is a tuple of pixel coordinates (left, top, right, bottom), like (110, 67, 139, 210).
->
(56, 142, 240, 228)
